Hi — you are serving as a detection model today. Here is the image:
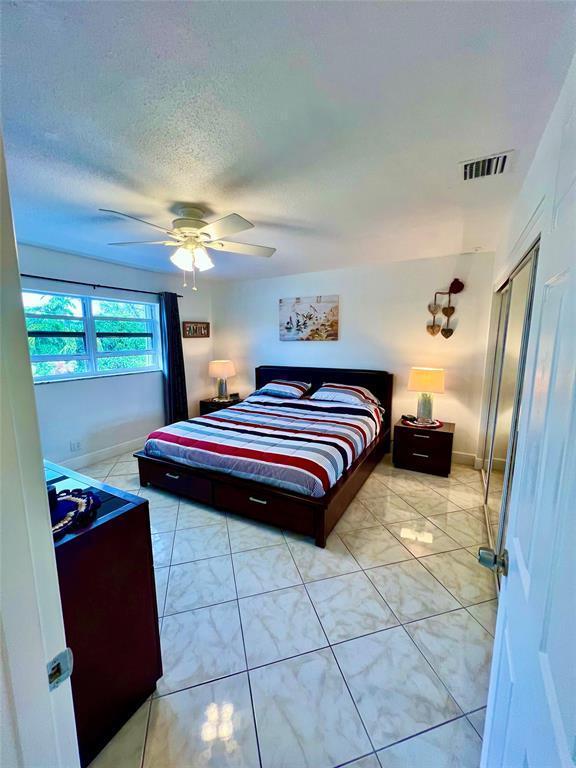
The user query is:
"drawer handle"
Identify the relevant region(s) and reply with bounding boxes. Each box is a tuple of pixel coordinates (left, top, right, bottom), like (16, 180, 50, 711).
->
(412, 453, 430, 458)
(249, 496, 268, 505)
(414, 434, 431, 439)
(165, 472, 180, 480)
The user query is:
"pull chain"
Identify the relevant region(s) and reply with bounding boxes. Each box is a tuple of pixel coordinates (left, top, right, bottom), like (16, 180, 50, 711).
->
(182, 269, 187, 288)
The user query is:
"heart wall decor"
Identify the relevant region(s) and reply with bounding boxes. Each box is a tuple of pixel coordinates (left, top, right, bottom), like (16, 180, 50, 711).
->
(425, 278, 464, 339)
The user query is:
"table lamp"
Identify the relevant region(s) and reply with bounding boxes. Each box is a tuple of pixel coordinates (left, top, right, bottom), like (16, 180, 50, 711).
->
(208, 360, 236, 401)
(407, 367, 445, 424)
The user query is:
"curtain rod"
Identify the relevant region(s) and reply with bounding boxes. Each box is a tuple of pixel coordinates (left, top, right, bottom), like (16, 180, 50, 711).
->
(19, 273, 183, 299)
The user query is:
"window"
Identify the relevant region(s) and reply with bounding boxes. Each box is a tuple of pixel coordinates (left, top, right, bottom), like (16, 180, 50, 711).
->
(23, 291, 162, 382)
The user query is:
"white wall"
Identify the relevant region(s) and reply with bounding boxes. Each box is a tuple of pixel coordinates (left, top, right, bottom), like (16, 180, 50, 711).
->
(212, 251, 494, 461)
(17, 245, 214, 464)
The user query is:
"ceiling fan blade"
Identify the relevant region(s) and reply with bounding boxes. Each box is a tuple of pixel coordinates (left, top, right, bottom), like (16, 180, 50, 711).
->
(99, 208, 173, 234)
(208, 240, 275, 258)
(109, 240, 177, 246)
(199, 213, 254, 241)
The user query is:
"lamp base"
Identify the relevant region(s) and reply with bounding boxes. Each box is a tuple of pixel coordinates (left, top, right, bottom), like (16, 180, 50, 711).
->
(416, 392, 434, 424)
(214, 378, 229, 401)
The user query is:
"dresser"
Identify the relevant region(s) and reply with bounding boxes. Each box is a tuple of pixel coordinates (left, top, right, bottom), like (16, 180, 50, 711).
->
(47, 462, 162, 766)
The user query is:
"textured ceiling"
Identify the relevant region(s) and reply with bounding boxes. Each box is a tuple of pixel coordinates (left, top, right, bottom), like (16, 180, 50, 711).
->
(1, 1, 575, 280)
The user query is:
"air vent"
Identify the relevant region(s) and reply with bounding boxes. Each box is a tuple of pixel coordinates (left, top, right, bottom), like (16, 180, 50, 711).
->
(461, 151, 513, 181)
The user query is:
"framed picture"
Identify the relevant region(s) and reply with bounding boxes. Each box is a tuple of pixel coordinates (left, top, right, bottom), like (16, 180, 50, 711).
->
(182, 321, 210, 339)
(279, 295, 339, 341)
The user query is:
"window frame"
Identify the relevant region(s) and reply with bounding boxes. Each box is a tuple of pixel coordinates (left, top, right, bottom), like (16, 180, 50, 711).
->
(23, 289, 163, 383)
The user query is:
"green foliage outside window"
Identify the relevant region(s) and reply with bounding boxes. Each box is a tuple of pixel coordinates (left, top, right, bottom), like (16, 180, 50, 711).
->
(23, 291, 161, 380)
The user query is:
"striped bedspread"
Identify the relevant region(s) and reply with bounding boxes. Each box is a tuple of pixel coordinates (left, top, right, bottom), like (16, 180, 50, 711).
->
(144, 396, 383, 498)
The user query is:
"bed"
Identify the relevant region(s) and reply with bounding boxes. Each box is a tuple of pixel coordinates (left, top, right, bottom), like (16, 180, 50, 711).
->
(135, 365, 393, 547)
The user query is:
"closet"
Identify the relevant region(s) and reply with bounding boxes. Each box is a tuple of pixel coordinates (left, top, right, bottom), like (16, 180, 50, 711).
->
(480, 241, 539, 559)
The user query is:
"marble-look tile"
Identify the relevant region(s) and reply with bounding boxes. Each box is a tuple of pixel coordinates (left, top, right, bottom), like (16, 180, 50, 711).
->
(420, 549, 496, 606)
(333, 627, 461, 749)
(450, 465, 483, 483)
(80, 460, 115, 479)
(108, 459, 139, 476)
(250, 648, 371, 768)
(144, 673, 259, 768)
(406, 608, 493, 712)
(138, 486, 180, 508)
(233, 544, 302, 598)
(347, 756, 381, 768)
(107, 473, 141, 491)
(362, 494, 422, 525)
(339, 527, 413, 569)
(287, 533, 361, 582)
(467, 599, 498, 636)
(356, 476, 395, 501)
(386, 518, 460, 557)
(366, 559, 460, 623)
(377, 717, 482, 768)
(171, 524, 230, 564)
(423, 476, 466, 491)
(435, 485, 485, 510)
(429, 510, 488, 547)
(227, 516, 285, 552)
(467, 707, 486, 738)
(89, 701, 150, 768)
(164, 555, 236, 614)
(153, 566, 169, 617)
(334, 499, 382, 533)
(177, 500, 226, 529)
(306, 571, 397, 643)
(156, 602, 245, 694)
(148, 505, 178, 535)
(239, 585, 326, 667)
(379, 475, 430, 495)
(151, 531, 174, 567)
(398, 489, 461, 517)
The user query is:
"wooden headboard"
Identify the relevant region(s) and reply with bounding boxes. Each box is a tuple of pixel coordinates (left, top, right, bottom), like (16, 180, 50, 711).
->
(255, 365, 393, 440)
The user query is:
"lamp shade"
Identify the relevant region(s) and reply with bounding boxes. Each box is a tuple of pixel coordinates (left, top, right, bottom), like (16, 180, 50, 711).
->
(208, 359, 236, 379)
(407, 367, 445, 393)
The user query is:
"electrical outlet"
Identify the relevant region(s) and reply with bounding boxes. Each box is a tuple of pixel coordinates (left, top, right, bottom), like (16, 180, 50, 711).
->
(69, 440, 81, 453)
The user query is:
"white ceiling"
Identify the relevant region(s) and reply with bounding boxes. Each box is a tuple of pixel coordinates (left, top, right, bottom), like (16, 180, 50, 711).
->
(1, 1, 575, 280)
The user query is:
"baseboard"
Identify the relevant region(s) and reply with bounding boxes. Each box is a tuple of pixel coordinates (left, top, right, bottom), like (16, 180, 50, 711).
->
(451, 451, 477, 467)
(62, 436, 149, 470)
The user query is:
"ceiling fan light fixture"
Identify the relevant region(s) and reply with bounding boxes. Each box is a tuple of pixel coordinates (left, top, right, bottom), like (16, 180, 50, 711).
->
(169, 244, 214, 273)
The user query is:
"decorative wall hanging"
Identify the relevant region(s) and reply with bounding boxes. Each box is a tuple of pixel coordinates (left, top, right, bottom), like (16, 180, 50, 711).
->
(426, 278, 464, 339)
(182, 321, 210, 338)
(279, 295, 339, 341)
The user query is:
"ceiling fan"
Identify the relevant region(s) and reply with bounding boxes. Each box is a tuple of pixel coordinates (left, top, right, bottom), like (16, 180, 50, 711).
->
(100, 205, 276, 289)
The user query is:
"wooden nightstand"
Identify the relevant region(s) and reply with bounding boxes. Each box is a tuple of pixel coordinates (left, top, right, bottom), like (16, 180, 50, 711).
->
(199, 395, 242, 415)
(392, 420, 455, 476)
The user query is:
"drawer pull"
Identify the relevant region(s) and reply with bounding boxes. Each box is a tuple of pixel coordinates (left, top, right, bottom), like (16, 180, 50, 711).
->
(249, 496, 268, 505)
(412, 453, 430, 459)
(165, 472, 180, 480)
(414, 434, 431, 439)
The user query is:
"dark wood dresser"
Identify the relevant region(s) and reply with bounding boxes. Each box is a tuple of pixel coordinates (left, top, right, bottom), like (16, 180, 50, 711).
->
(392, 420, 455, 477)
(47, 462, 162, 766)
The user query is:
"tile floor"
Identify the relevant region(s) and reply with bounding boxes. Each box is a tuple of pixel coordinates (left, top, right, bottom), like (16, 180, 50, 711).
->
(85, 452, 496, 768)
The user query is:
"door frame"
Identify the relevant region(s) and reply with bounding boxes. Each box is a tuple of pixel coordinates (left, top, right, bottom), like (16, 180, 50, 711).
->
(0, 138, 80, 767)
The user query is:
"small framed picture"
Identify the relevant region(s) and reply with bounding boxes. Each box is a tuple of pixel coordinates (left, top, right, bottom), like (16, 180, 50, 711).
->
(182, 321, 210, 339)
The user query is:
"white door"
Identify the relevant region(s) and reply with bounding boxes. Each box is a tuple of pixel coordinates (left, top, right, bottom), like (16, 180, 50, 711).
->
(0, 138, 80, 767)
(481, 150, 576, 764)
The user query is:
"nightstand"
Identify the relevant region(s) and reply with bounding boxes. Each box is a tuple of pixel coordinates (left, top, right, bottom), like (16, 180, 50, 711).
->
(392, 420, 455, 476)
(199, 395, 242, 415)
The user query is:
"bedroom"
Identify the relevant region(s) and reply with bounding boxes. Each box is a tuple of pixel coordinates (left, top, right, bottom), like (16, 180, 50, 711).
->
(1, 2, 575, 768)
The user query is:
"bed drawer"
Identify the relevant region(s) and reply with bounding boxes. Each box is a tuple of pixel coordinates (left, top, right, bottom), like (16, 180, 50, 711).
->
(139, 459, 212, 504)
(213, 482, 316, 535)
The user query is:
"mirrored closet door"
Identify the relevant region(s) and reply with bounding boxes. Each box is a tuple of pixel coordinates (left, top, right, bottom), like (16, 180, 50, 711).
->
(480, 241, 539, 554)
